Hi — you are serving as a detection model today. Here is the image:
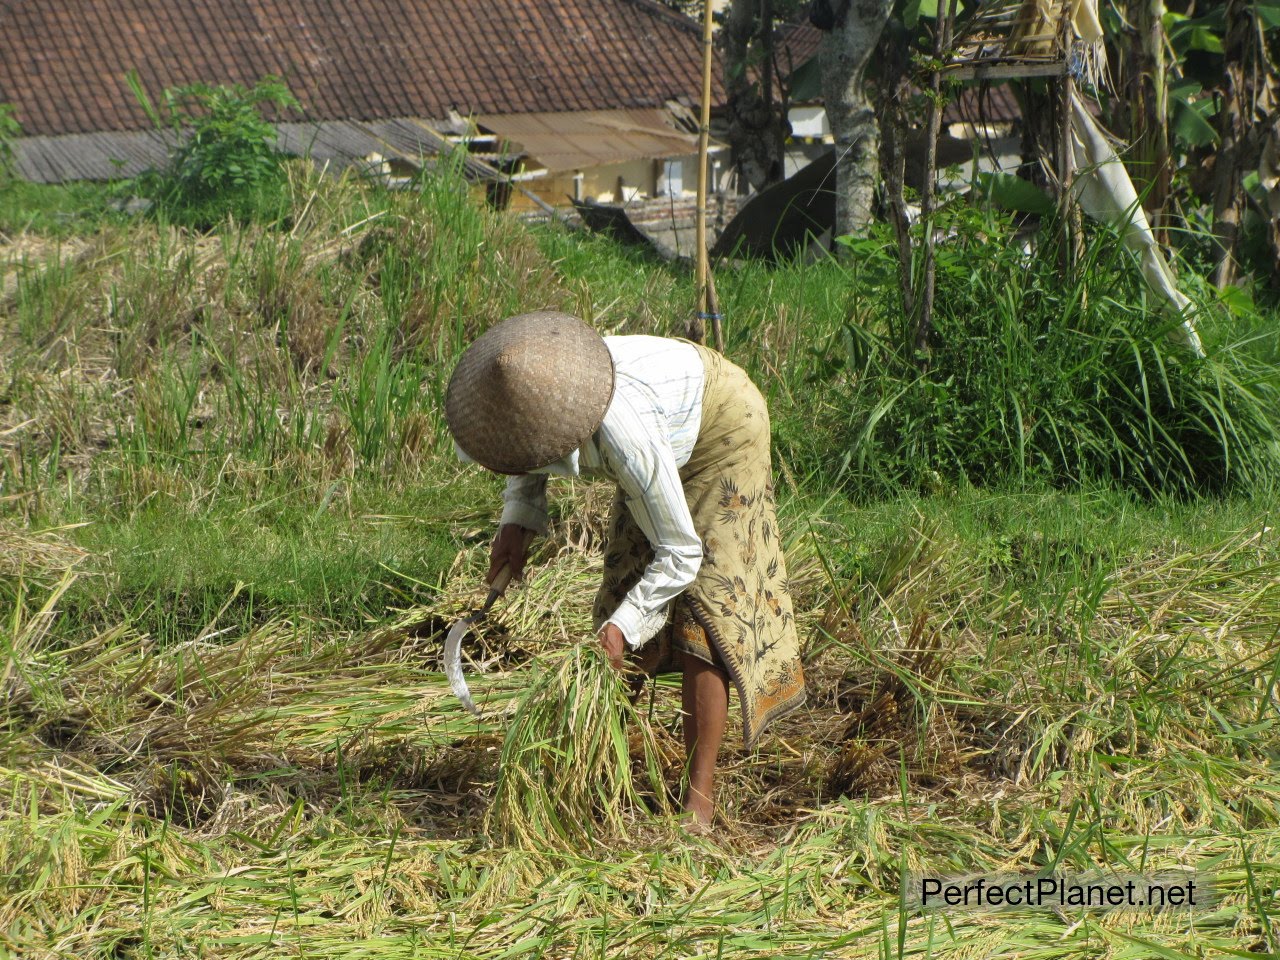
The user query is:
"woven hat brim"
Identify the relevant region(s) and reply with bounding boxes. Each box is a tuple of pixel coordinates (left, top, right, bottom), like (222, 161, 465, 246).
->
(445, 312, 615, 474)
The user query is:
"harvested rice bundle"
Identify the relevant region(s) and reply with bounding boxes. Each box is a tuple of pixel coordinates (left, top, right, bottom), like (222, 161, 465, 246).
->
(486, 644, 670, 849)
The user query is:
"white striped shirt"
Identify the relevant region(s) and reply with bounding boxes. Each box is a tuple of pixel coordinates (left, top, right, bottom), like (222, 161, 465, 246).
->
(497, 336, 706, 649)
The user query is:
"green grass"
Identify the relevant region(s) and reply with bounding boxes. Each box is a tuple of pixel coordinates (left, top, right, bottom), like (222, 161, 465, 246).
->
(50, 471, 493, 645)
(0, 179, 129, 236)
(3, 162, 1280, 958)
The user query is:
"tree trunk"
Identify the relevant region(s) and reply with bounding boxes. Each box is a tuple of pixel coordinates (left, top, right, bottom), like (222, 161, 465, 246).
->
(1127, 0, 1170, 240)
(819, 0, 894, 238)
(876, 19, 915, 324)
(722, 0, 789, 191)
(1212, 0, 1250, 288)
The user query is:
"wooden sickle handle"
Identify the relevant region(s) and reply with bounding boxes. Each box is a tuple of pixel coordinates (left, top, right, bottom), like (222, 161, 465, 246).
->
(483, 527, 536, 609)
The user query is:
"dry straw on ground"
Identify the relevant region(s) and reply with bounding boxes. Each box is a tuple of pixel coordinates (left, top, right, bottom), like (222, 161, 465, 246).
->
(4, 173, 1280, 957)
(5, 512, 1280, 956)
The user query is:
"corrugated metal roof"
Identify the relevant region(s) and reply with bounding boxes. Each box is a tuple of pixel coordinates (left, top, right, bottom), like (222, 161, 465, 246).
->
(479, 108, 717, 173)
(14, 130, 179, 183)
(15, 119, 503, 184)
(364, 118, 506, 181)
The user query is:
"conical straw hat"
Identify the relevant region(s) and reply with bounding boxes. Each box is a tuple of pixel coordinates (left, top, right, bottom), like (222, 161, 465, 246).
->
(445, 311, 615, 474)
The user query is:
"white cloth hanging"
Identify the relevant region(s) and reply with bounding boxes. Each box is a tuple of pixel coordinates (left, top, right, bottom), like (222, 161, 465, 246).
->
(1068, 91, 1205, 357)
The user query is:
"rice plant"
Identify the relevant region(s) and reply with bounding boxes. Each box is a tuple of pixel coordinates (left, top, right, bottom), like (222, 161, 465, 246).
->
(3, 162, 1280, 958)
(486, 644, 672, 850)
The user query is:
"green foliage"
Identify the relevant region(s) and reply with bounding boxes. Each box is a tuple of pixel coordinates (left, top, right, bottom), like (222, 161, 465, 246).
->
(972, 172, 1055, 215)
(825, 207, 1280, 497)
(0, 103, 22, 185)
(1159, 2, 1280, 153)
(901, 0, 939, 30)
(0, 180, 127, 235)
(1169, 80, 1219, 149)
(60, 478, 480, 644)
(136, 75, 299, 227)
(164, 78, 297, 193)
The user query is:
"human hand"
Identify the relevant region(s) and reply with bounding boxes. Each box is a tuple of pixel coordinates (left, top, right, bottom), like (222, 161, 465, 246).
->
(487, 523, 531, 586)
(598, 623, 626, 670)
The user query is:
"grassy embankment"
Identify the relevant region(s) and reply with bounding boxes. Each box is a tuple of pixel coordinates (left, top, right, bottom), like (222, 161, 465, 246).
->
(2, 164, 1279, 957)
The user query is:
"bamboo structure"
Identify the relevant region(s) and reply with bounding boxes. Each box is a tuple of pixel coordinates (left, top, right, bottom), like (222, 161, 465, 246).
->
(913, 0, 961, 358)
(906, 0, 1087, 363)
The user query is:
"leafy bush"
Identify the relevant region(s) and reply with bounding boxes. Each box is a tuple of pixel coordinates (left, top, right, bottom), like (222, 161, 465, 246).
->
(0, 103, 22, 186)
(136, 76, 298, 227)
(817, 207, 1280, 497)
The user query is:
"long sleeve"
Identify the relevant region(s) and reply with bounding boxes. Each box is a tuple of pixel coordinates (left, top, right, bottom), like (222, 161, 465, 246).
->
(595, 398, 702, 649)
(499, 473, 549, 533)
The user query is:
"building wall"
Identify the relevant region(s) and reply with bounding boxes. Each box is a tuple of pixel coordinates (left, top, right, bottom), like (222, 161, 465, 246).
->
(507, 158, 654, 211)
(784, 141, 832, 178)
(507, 151, 729, 212)
(788, 104, 829, 139)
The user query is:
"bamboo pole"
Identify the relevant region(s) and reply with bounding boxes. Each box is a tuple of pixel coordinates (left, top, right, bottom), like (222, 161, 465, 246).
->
(1057, 0, 1084, 278)
(912, 0, 959, 363)
(690, 0, 723, 351)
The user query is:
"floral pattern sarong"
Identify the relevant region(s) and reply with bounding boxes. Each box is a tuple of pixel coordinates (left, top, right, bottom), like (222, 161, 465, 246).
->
(592, 344, 806, 749)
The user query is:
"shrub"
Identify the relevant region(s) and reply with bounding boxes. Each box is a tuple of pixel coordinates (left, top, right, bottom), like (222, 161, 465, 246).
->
(137, 76, 298, 227)
(819, 207, 1280, 497)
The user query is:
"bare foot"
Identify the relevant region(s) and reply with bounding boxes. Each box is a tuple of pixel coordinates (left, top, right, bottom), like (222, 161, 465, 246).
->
(682, 791, 715, 832)
(678, 811, 714, 838)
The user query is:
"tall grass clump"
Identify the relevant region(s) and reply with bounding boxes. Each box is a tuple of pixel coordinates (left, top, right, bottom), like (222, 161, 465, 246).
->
(820, 208, 1280, 497)
(486, 645, 670, 850)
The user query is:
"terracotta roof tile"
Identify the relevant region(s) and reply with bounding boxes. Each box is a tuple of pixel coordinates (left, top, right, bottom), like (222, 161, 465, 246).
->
(2, 0, 722, 137)
(776, 21, 823, 74)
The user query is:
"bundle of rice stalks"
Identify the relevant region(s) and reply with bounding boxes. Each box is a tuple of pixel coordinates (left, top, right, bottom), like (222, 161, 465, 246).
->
(486, 644, 670, 849)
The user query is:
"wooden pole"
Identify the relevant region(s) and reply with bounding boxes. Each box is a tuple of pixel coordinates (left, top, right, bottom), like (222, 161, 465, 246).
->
(883, 84, 915, 325)
(1057, 0, 1084, 278)
(690, 0, 723, 350)
(912, 0, 958, 363)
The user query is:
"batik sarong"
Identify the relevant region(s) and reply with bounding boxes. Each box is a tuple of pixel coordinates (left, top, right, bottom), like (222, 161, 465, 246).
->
(592, 343, 806, 749)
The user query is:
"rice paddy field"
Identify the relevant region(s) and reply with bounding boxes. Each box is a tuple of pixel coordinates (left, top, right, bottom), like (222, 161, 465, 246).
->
(3, 164, 1279, 958)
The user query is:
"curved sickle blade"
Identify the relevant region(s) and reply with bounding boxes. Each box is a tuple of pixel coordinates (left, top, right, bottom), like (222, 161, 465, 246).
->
(444, 614, 482, 716)
(444, 554, 521, 715)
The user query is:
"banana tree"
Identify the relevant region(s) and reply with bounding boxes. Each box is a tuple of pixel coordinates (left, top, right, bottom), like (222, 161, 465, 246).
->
(1139, 0, 1280, 287)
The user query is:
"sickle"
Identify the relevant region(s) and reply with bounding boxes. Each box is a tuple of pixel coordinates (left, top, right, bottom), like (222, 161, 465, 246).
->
(445, 529, 535, 714)
(443, 567, 514, 716)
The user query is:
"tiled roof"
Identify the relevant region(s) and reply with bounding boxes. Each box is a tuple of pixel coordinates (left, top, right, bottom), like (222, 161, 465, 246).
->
(944, 84, 1023, 125)
(776, 22, 822, 74)
(0, 0, 720, 138)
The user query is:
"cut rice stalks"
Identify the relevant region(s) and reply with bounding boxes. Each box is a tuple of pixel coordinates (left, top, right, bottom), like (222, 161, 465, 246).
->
(486, 644, 672, 849)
